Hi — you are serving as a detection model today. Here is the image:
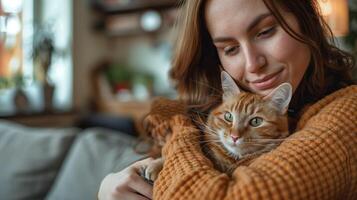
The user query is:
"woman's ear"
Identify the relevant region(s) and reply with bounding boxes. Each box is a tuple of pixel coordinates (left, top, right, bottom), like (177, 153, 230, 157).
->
(221, 71, 241, 101)
(263, 83, 292, 114)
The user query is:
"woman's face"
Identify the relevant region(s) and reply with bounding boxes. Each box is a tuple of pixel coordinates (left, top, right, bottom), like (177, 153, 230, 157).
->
(205, 0, 311, 96)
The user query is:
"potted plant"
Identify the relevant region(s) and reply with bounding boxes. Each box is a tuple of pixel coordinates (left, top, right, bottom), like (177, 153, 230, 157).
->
(32, 24, 56, 112)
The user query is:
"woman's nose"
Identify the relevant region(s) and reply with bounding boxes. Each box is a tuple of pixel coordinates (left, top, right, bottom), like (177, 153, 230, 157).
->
(243, 45, 266, 73)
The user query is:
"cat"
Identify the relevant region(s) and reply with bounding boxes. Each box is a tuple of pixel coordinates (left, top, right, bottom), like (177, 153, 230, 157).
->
(142, 71, 292, 181)
(201, 71, 292, 175)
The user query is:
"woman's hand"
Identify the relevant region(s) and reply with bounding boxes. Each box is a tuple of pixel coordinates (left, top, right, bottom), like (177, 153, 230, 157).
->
(98, 157, 154, 200)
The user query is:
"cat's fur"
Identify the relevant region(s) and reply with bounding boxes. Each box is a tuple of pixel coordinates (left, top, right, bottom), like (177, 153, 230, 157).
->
(201, 71, 292, 175)
(143, 71, 292, 180)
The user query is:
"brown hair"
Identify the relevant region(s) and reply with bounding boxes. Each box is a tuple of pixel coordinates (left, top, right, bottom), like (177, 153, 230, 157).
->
(170, 0, 355, 115)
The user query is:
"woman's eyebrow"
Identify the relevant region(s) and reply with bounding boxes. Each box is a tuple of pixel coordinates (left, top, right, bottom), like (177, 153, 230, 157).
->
(247, 13, 272, 32)
(213, 13, 272, 43)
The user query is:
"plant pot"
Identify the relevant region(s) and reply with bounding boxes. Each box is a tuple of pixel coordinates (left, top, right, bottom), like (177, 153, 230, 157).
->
(43, 83, 55, 112)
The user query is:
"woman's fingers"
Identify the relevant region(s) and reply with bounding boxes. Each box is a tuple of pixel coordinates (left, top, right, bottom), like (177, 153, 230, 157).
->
(124, 192, 151, 200)
(98, 157, 155, 200)
(133, 157, 155, 167)
(126, 169, 153, 199)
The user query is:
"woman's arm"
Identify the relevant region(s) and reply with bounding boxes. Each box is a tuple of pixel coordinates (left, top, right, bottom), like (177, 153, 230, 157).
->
(154, 88, 357, 200)
(98, 157, 154, 200)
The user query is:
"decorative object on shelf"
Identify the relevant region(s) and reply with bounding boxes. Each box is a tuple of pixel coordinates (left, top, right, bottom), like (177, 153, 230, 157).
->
(32, 24, 56, 112)
(104, 63, 154, 101)
(12, 74, 30, 113)
(140, 10, 162, 32)
(13, 88, 30, 113)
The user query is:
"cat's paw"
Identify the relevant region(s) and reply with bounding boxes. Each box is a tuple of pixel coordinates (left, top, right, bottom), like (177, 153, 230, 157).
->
(143, 157, 164, 182)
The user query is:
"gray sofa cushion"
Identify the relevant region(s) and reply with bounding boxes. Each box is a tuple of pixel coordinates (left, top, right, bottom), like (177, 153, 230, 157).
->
(46, 128, 145, 200)
(0, 120, 79, 200)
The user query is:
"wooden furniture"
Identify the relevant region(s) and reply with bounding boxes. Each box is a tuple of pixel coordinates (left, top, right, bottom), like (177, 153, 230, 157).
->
(0, 111, 80, 127)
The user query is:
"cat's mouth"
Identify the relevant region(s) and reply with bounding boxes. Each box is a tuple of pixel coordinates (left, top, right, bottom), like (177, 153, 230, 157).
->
(219, 136, 246, 156)
(219, 135, 267, 157)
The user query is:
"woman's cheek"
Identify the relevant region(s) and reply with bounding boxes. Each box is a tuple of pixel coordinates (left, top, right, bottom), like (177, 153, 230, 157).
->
(220, 57, 245, 81)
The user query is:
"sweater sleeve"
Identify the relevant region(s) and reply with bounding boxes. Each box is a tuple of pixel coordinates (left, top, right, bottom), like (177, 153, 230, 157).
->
(153, 89, 357, 200)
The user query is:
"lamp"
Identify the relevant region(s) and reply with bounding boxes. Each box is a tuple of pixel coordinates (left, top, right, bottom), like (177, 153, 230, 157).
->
(318, 0, 349, 37)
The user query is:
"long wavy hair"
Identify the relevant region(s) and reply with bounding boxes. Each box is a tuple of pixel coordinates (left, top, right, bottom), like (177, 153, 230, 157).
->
(170, 0, 355, 116)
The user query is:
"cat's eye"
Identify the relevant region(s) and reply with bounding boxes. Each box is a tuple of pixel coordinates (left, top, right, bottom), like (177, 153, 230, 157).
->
(224, 112, 233, 122)
(249, 117, 263, 127)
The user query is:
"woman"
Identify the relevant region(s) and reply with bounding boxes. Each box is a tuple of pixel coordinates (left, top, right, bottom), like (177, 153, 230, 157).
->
(98, 0, 357, 199)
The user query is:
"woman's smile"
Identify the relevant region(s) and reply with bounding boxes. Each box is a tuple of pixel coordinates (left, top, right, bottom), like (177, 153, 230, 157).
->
(248, 69, 284, 91)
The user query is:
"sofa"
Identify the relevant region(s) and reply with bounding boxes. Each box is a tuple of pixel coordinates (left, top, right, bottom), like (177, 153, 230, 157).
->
(0, 119, 145, 200)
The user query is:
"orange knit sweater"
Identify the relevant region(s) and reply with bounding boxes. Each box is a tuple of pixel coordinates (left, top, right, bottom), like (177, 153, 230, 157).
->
(153, 85, 357, 200)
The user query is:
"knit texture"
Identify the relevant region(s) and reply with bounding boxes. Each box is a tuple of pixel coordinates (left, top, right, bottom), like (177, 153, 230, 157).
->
(150, 85, 357, 200)
(141, 97, 187, 157)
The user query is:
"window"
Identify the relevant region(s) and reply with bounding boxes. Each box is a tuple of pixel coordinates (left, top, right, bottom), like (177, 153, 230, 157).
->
(0, 0, 73, 116)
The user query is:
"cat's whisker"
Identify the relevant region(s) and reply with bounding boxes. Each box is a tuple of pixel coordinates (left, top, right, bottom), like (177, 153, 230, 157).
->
(192, 108, 211, 115)
(246, 144, 269, 147)
(200, 139, 221, 145)
(204, 130, 220, 138)
(250, 137, 317, 142)
(190, 117, 206, 126)
(243, 140, 282, 144)
(190, 79, 223, 95)
(191, 118, 218, 135)
(204, 126, 218, 134)
(192, 111, 210, 119)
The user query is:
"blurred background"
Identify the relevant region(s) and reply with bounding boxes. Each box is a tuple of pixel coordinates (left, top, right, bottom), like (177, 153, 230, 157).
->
(0, 0, 357, 199)
(0, 0, 356, 129)
(0, 0, 181, 129)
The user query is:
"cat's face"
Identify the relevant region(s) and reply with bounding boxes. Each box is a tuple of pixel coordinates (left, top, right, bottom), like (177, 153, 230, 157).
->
(205, 71, 292, 158)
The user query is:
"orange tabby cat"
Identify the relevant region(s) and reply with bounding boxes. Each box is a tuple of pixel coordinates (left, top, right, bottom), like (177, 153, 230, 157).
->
(142, 71, 292, 181)
(202, 71, 292, 175)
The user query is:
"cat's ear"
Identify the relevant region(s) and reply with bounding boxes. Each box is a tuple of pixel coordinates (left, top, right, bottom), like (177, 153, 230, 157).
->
(221, 71, 241, 100)
(264, 83, 292, 114)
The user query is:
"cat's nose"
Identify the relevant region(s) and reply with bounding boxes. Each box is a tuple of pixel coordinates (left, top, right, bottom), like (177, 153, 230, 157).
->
(231, 135, 239, 143)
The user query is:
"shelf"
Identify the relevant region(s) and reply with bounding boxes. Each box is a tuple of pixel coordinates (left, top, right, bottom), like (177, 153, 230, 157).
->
(0, 110, 80, 127)
(90, 0, 179, 15)
(90, 0, 180, 37)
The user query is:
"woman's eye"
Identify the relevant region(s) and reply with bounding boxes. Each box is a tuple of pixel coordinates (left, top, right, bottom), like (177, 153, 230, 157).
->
(257, 26, 276, 38)
(249, 117, 263, 127)
(224, 112, 233, 122)
(223, 46, 239, 56)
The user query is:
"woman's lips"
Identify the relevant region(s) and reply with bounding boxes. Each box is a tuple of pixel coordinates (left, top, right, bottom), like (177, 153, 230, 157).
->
(249, 70, 283, 90)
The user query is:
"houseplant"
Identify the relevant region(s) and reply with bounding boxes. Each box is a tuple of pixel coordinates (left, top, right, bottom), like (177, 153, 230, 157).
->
(32, 24, 56, 112)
